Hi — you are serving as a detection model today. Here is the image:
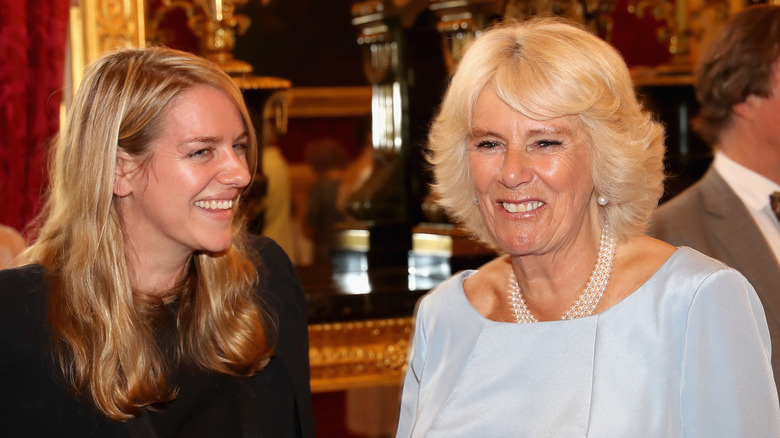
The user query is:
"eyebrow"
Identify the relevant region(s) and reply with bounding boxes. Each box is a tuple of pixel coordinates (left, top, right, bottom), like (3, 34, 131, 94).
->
(526, 125, 571, 136)
(184, 136, 221, 145)
(470, 124, 571, 138)
(183, 131, 248, 145)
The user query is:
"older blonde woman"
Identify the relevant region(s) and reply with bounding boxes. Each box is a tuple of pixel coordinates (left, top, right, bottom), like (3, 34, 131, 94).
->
(0, 47, 314, 436)
(396, 18, 780, 437)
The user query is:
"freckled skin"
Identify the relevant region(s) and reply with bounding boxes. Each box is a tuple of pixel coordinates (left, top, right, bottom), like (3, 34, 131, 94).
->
(116, 85, 251, 262)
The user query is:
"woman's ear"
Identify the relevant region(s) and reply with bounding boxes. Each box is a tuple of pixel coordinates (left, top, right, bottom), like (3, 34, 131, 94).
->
(114, 149, 134, 197)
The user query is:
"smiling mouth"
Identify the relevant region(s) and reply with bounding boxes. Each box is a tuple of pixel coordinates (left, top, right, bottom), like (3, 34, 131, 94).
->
(502, 201, 544, 213)
(194, 200, 234, 210)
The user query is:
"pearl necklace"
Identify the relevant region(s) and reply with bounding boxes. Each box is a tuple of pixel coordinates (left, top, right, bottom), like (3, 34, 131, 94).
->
(509, 222, 617, 323)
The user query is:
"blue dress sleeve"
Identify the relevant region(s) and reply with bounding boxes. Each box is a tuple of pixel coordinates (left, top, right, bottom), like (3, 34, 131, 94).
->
(396, 296, 429, 438)
(681, 268, 780, 436)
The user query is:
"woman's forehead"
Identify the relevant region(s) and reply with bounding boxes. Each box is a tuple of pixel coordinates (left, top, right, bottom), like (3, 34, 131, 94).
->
(471, 89, 582, 131)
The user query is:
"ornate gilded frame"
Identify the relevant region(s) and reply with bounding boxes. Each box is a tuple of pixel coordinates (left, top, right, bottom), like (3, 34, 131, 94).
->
(68, 0, 371, 117)
(68, 0, 146, 91)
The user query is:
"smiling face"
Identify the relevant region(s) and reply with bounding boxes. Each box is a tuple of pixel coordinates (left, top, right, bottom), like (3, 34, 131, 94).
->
(469, 86, 599, 256)
(115, 84, 251, 260)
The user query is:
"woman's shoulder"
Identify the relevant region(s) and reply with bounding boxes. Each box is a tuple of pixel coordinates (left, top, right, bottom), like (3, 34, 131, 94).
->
(245, 234, 307, 318)
(614, 236, 735, 293)
(0, 262, 46, 281)
(618, 236, 744, 290)
(626, 242, 755, 312)
(244, 236, 313, 430)
(654, 245, 742, 283)
(426, 269, 475, 297)
(247, 234, 290, 264)
(0, 264, 50, 356)
(246, 234, 300, 283)
(417, 269, 479, 319)
(0, 264, 48, 311)
(420, 255, 509, 313)
(596, 236, 742, 317)
(664, 246, 756, 302)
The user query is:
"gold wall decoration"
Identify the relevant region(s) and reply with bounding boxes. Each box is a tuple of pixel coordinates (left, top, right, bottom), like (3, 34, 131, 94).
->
(69, 0, 145, 91)
(147, 0, 253, 74)
(308, 317, 413, 392)
(69, 0, 372, 118)
(287, 87, 373, 119)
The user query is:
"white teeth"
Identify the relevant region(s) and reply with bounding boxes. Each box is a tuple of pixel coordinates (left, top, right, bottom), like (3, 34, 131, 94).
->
(502, 201, 544, 213)
(195, 200, 234, 210)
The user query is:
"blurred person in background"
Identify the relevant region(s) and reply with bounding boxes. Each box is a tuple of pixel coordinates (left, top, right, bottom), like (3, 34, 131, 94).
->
(304, 137, 348, 265)
(649, 5, 780, 398)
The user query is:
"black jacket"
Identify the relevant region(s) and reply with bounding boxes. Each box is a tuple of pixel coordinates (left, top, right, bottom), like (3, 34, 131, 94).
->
(0, 236, 314, 438)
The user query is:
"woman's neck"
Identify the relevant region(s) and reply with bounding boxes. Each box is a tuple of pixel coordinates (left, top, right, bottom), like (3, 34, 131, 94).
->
(125, 244, 189, 304)
(509, 224, 605, 320)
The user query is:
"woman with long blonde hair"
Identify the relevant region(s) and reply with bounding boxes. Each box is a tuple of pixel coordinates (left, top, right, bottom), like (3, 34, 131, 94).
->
(0, 47, 314, 437)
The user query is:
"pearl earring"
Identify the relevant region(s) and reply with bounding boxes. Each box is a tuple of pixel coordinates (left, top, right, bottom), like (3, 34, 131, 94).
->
(597, 195, 608, 206)
(473, 198, 479, 205)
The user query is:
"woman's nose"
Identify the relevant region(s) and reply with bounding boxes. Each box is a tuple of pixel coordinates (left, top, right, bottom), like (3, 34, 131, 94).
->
(219, 148, 251, 188)
(499, 148, 533, 188)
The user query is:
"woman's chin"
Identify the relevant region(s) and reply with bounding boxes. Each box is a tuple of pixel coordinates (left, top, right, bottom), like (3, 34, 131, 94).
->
(197, 237, 233, 255)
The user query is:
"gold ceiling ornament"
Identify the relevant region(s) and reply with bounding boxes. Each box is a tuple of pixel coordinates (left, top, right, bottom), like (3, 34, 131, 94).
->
(147, 0, 291, 90)
(148, 0, 254, 74)
(427, 0, 739, 74)
(429, 0, 620, 73)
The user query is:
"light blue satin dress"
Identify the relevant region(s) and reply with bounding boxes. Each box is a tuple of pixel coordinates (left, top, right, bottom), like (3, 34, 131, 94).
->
(396, 247, 780, 437)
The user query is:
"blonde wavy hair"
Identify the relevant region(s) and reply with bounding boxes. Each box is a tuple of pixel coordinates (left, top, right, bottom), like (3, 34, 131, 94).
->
(428, 18, 666, 247)
(22, 47, 272, 420)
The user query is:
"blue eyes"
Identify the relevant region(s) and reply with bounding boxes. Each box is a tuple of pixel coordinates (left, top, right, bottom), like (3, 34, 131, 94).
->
(188, 143, 247, 159)
(476, 140, 500, 149)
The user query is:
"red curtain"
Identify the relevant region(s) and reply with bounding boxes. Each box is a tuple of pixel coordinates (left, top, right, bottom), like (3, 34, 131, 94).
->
(0, 0, 69, 236)
(609, 0, 673, 68)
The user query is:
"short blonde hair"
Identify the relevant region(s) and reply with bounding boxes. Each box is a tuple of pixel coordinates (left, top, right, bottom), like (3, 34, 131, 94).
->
(428, 17, 666, 247)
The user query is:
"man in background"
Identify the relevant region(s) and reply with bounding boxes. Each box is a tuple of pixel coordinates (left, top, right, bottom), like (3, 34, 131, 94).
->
(303, 137, 347, 265)
(259, 116, 299, 263)
(649, 5, 780, 396)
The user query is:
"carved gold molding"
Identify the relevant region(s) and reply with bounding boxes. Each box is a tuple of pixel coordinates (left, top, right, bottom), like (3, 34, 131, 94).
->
(309, 317, 413, 392)
(69, 2, 370, 119)
(288, 86, 372, 118)
(69, 0, 145, 91)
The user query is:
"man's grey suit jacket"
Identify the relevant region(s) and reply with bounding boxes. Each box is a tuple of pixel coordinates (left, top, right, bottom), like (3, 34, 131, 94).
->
(648, 167, 780, 397)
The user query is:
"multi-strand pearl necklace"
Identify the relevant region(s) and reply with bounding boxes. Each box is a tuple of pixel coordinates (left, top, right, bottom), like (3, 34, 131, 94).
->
(509, 222, 618, 323)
